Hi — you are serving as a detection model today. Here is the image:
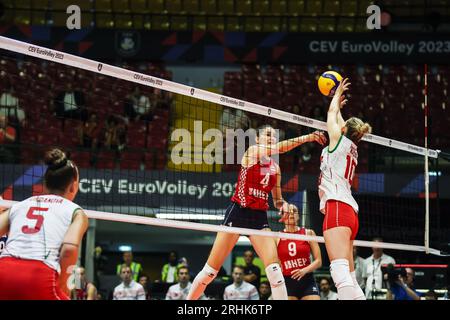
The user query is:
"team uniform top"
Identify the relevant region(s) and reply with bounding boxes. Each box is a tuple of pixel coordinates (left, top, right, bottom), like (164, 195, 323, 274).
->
(0, 194, 81, 273)
(278, 228, 311, 277)
(318, 135, 359, 214)
(231, 158, 278, 211)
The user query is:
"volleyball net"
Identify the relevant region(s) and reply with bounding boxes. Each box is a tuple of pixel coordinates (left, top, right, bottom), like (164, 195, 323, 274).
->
(0, 35, 446, 255)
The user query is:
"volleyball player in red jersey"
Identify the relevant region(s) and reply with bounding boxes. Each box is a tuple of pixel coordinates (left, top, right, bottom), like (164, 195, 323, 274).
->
(0, 149, 88, 300)
(70, 267, 98, 300)
(277, 206, 321, 300)
(319, 79, 371, 300)
(188, 125, 326, 300)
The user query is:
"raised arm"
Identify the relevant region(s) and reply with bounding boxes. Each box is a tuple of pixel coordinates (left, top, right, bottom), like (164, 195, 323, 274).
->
(275, 131, 327, 154)
(242, 131, 326, 167)
(327, 78, 350, 149)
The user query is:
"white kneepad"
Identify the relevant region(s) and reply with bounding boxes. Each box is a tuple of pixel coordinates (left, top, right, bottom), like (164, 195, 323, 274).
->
(265, 263, 285, 287)
(198, 263, 218, 285)
(330, 259, 353, 289)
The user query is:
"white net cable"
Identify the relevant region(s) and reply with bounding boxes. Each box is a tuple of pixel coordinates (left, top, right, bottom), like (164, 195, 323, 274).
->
(0, 198, 442, 255)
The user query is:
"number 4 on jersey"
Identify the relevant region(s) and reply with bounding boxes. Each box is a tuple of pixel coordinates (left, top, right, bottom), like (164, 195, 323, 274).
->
(260, 172, 270, 187)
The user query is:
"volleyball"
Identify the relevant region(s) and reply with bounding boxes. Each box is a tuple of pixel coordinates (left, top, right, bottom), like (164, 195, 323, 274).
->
(318, 71, 343, 97)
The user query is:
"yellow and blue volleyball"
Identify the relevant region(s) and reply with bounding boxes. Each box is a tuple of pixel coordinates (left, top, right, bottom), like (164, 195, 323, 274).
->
(318, 71, 343, 97)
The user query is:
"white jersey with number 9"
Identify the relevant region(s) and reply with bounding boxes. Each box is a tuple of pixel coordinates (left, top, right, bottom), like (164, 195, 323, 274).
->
(318, 135, 359, 214)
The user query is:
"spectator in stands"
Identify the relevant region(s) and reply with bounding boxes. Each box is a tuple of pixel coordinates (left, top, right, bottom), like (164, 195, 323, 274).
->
(0, 83, 25, 128)
(320, 277, 338, 300)
(386, 266, 420, 300)
(124, 86, 153, 122)
(258, 281, 272, 300)
(242, 250, 261, 288)
(353, 246, 366, 291)
(116, 250, 143, 282)
(70, 266, 97, 300)
(0, 115, 16, 163)
(223, 265, 259, 300)
(139, 275, 151, 300)
(93, 245, 108, 287)
(113, 265, 146, 300)
(363, 237, 396, 299)
(78, 113, 100, 150)
(425, 289, 438, 300)
(166, 266, 207, 300)
(161, 251, 182, 283)
(54, 82, 87, 121)
(104, 115, 127, 152)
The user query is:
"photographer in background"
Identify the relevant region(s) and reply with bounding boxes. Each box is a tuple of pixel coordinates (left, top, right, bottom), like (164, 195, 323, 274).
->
(363, 237, 396, 299)
(385, 265, 421, 300)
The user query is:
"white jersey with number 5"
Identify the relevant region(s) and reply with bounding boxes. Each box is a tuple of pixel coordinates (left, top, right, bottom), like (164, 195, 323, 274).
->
(0, 195, 81, 273)
(318, 135, 359, 214)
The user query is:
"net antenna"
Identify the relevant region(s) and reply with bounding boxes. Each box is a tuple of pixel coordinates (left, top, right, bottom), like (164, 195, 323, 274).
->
(424, 64, 429, 254)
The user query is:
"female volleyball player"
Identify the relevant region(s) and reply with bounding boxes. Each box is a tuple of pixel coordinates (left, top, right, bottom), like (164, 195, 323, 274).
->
(319, 78, 371, 300)
(187, 125, 326, 300)
(277, 205, 321, 300)
(0, 148, 88, 300)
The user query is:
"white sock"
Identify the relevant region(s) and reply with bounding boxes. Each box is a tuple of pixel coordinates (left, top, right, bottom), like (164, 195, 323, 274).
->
(350, 271, 366, 300)
(186, 263, 217, 300)
(265, 263, 288, 300)
(330, 259, 355, 300)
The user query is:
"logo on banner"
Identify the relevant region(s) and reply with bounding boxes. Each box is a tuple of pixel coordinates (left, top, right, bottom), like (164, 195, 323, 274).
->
(115, 31, 141, 57)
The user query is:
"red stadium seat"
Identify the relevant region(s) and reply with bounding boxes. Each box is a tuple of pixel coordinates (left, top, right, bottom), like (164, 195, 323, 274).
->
(120, 151, 143, 170)
(70, 151, 92, 168)
(144, 151, 155, 169)
(96, 151, 117, 169)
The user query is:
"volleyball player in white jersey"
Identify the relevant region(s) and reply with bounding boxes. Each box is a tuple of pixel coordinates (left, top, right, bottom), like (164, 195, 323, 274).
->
(319, 78, 371, 300)
(0, 149, 88, 300)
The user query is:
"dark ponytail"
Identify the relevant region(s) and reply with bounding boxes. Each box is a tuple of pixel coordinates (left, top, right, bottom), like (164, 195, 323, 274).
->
(44, 149, 78, 192)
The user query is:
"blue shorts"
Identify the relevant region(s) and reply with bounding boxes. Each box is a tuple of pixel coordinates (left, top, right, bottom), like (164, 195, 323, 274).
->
(222, 202, 270, 230)
(284, 273, 320, 299)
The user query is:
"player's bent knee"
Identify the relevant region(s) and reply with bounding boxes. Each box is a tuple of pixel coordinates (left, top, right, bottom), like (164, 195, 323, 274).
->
(265, 263, 285, 288)
(330, 259, 353, 289)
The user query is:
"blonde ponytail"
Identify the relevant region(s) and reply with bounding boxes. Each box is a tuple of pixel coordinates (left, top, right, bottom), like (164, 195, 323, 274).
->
(346, 117, 372, 143)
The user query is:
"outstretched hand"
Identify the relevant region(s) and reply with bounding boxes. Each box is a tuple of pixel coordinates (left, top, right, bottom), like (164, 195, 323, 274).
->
(339, 95, 348, 109)
(310, 131, 327, 146)
(335, 78, 351, 98)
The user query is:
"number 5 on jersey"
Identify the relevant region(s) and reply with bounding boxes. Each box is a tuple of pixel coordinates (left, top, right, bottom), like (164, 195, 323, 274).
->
(22, 207, 48, 234)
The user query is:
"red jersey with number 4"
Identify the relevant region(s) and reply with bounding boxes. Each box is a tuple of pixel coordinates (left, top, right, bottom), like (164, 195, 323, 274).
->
(318, 135, 359, 214)
(278, 228, 311, 276)
(231, 158, 278, 211)
(0, 195, 82, 273)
